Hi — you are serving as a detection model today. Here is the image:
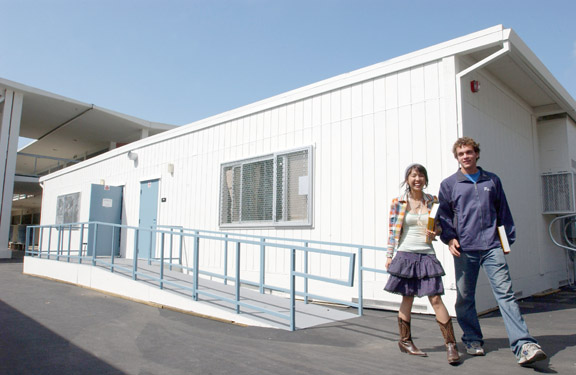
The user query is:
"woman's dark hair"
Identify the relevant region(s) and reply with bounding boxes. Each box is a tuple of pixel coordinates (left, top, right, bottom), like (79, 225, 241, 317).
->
(401, 163, 429, 191)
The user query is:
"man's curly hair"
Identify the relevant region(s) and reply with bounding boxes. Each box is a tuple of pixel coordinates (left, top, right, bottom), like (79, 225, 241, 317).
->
(452, 137, 480, 161)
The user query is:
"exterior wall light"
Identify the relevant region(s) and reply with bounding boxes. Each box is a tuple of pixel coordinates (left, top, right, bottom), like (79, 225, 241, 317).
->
(127, 151, 138, 161)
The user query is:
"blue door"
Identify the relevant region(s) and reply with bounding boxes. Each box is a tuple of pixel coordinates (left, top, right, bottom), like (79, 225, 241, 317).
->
(87, 184, 123, 257)
(138, 179, 159, 259)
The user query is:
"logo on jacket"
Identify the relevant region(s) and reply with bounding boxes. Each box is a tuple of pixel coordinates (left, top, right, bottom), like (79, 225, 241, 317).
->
(484, 187, 491, 192)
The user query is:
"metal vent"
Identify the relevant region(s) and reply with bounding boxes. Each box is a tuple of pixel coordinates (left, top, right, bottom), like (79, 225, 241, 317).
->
(541, 172, 576, 214)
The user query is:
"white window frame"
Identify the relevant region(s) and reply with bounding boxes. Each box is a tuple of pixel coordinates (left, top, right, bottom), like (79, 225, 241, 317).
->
(219, 146, 313, 228)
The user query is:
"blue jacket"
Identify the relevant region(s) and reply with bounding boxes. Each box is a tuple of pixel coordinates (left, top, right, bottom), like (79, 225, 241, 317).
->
(438, 167, 515, 251)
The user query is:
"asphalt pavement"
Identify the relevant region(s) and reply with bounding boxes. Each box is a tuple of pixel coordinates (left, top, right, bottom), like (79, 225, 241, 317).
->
(1, 251, 575, 375)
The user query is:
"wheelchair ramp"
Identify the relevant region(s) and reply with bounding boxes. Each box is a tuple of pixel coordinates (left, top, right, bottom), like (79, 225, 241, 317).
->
(23, 256, 358, 330)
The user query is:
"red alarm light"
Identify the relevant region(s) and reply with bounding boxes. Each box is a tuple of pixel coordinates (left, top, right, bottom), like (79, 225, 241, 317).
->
(470, 80, 480, 93)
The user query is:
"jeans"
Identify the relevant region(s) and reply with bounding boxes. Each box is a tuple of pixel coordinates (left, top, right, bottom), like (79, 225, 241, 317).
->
(454, 247, 537, 357)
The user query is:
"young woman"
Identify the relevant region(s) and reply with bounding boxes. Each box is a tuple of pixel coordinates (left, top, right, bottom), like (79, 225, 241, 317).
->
(384, 163, 460, 364)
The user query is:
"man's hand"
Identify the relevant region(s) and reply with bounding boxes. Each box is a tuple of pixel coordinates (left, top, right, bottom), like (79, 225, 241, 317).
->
(448, 238, 461, 257)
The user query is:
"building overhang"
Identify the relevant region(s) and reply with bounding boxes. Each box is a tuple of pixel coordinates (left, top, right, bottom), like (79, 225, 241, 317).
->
(461, 28, 576, 123)
(0, 77, 177, 177)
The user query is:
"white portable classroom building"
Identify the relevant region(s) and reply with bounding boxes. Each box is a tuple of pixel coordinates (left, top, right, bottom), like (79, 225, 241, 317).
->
(36, 25, 576, 315)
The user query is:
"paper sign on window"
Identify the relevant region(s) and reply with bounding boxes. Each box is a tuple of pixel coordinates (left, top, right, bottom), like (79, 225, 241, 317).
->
(298, 176, 309, 195)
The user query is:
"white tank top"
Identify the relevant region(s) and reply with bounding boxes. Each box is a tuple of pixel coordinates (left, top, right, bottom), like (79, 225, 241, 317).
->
(397, 212, 435, 254)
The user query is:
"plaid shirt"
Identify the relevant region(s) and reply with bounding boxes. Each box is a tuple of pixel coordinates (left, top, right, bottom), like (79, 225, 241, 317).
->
(387, 192, 437, 258)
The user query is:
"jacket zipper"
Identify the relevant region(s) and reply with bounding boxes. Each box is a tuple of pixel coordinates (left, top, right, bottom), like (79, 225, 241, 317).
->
(474, 181, 488, 249)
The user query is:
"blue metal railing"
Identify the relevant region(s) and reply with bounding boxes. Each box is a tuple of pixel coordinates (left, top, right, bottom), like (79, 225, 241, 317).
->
(25, 222, 389, 330)
(173, 228, 392, 313)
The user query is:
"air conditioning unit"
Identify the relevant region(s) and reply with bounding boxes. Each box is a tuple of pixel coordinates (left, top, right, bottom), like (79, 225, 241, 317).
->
(541, 172, 576, 214)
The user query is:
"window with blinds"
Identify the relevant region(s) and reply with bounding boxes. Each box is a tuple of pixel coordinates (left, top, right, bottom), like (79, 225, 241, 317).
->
(220, 147, 312, 227)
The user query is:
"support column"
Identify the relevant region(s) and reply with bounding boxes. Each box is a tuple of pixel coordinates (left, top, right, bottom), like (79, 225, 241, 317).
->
(0, 89, 24, 257)
(140, 128, 149, 139)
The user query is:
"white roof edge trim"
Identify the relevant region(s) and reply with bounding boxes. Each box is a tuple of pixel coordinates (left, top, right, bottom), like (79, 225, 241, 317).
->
(150, 121, 178, 130)
(52, 25, 567, 182)
(0, 77, 91, 108)
(92, 105, 176, 130)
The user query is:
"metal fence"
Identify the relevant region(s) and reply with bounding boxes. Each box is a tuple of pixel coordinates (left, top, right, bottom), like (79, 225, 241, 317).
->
(25, 222, 389, 330)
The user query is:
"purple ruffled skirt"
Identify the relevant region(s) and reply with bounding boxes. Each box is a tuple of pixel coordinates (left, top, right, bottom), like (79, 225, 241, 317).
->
(384, 251, 445, 297)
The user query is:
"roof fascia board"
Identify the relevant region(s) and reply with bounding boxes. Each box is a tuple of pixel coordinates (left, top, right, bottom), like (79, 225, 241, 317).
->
(149, 121, 178, 130)
(92, 105, 175, 130)
(40, 25, 512, 182)
(0, 77, 90, 109)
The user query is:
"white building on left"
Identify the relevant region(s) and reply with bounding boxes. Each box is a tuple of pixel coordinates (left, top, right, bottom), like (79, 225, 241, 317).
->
(0, 78, 177, 258)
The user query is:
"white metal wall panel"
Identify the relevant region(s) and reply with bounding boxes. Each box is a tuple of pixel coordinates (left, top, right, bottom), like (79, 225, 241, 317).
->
(362, 114, 376, 252)
(397, 70, 411, 108)
(350, 116, 364, 244)
(538, 117, 574, 174)
(340, 119, 353, 245)
(319, 121, 332, 276)
(385, 73, 398, 110)
(374, 77, 386, 113)
(460, 66, 568, 311)
(411, 66, 425, 104)
(362, 81, 374, 116)
(569, 118, 576, 168)
(330, 120, 342, 244)
(373, 110, 388, 278)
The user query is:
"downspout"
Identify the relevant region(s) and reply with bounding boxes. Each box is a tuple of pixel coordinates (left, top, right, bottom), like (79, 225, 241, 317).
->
(455, 41, 511, 137)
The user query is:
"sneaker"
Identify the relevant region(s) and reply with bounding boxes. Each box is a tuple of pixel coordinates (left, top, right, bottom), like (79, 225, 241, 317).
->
(517, 343, 547, 366)
(465, 341, 485, 356)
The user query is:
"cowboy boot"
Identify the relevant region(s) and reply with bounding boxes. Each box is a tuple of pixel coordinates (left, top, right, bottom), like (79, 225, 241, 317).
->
(437, 319, 460, 364)
(398, 317, 427, 356)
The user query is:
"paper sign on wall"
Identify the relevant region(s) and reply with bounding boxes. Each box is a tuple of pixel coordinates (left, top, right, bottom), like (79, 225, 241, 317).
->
(299, 176, 309, 195)
(102, 198, 113, 208)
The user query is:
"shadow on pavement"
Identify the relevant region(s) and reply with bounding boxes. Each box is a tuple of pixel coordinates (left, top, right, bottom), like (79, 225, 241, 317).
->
(0, 299, 124, 375)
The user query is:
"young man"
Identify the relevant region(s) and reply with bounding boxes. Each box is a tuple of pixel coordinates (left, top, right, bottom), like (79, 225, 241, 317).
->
(437, 137, 547, 366)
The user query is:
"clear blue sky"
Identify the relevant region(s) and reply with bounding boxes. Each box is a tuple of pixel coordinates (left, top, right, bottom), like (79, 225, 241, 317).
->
(2, 0, 576, 131)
